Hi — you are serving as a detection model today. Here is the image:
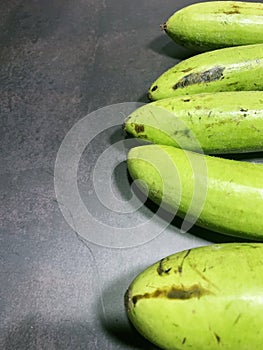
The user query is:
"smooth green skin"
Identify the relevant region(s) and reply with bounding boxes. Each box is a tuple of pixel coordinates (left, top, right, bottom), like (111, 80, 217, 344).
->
(164, 1, 263, 51)
(148, 43, 263, 101)
(124, 91, 263, 154)
(127, 145, 263, 240)
(125, 243, 263, 349)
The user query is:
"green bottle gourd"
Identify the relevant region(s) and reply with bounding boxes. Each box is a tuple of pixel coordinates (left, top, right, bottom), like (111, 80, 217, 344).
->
(148, 44, 263, 101)
(124, 91, 263, 154)
(125, 243, 263, 350)
(163, 1, 263, 51)
(127, 144, 263, 240)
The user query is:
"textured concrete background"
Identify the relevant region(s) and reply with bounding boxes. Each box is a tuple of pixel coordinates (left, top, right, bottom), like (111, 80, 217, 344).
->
(0, 0, 261, 349)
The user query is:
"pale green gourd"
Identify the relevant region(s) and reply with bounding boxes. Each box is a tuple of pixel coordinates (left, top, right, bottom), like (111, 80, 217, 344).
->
(163, 1, 263, 51)
(148, 44, 263, 101)
(124, 91, 263, 154)
(127, 144, 263, 240)
(125, 243, 263, 350)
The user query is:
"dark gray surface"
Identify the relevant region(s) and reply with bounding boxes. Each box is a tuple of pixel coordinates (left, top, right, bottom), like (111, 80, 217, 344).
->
(1, 0, 261, 349)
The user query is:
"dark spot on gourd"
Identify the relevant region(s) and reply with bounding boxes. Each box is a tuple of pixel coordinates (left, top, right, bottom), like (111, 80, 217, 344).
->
(182, 337, 186, 344)
(134, 124, 144, 133)
(234, 313, 242, 325)
(132, 295, 138, 305)
(151, 85, 158, 92)
(174, 129, 191, 138)
(178, 249, 191, 274)
(222, 3, 241, 14)
(214, 333, 221, 344)
(157, 258, 172, 275)
(131, 283, 213, 306)
(224, 9, 240, 14)
(227, 81, 239, 86)
(223, 4, 240, 15)
(140, 135, 148, 139)
(182, 98, 191, 102)
(173, 129, 192, 138)
(183, 129, 190, 138)
(181, 67, 193, 73)
(173, 66, 225, 90)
